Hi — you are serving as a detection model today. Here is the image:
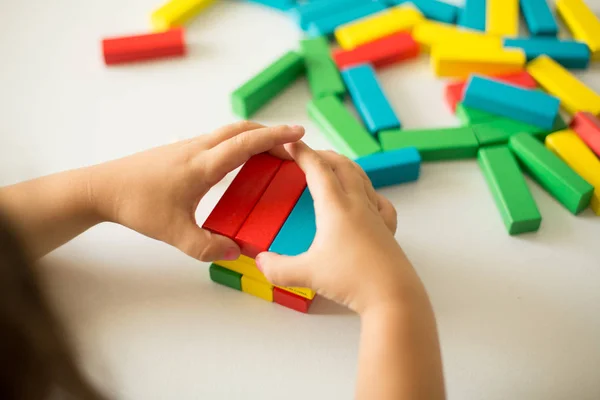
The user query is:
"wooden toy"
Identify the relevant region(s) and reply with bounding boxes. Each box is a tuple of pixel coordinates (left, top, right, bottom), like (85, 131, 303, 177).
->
(291, 0, 372, 30)
(546, 130, 600, 215)
(478, 146, 542, 235)
(519, 0, 559, 36)
(273, 288, 314, 313)
(379, 127, 479, 161)
(472, 115, 567, 146)
(388, 0, 459, 24)
(334, 4, 423, 50)
(102, 28, 186, 66)
(509, 133, 593, 214)
(246, 0, 295, 11)
(570, 112, 600, 157)
(332, 32, 420, 70)
(341, 64, 401, 134)
(151, 0, 215, 31)
(301, 37, 346, 99)
(231, 51, 305, 118)
(307, 2, 387, 37)
(527, 55, 600, 115)
(463, 76, 560, 129)
(269, 189, 316, 257)
(355, 147, 421, 188)
(413, 21, 501, 52)
(307, 95, 381, 159)
(504, 38, 590, 69)
(209, 264, 242, 291)
(241, 275, 274, 302)
(556, 0, 600, 60)
(431, 46, 525, 78)
(202, 153, 282, 240)
(459, 0, 486, 31)
(486, 0, 519, 37)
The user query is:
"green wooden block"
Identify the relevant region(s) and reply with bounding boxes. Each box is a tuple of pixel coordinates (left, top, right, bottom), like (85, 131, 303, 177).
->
(231, 51, 305, 118)
(209, 264, 242, 291)
(472, 115, 568, 146)
(456, 103, 497, 125)
(478, 146, 542, 235)
(509, 133, 594, 214)
(301, 37, 346, 99)
(379, 127, 479, 161)
(307, 95, 381, 159)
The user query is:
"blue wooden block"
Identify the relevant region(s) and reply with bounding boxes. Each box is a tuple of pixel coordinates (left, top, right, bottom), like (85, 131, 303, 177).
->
(356, 147, 421, 188)
(268, 188, 316, 256)
(290, 0, 372, 30)
(503, 38, 590, 69)
(520, 0, 558, 37)
(307, 1, 387, 37)
(341, 64, 400, 135)
(246, 0, 295, 11)
(459, 0, 486, 31)
(463, 76, 560, 130)
(388, 0, 458, 23)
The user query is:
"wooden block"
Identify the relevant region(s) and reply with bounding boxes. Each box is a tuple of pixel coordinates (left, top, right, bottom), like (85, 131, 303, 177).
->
(504, 38, 590, 69)
(334, 4, 424, 50)
(291, 0, 372, 30)
(556, 0, 600, 60)
(520, 0, 559, 37)
(463, 76, 560, 129)
(546, 130, 600, 215)
(413, 20, 502, 52)
(246, 0, 294, 11)
(273, 287, 314, 313)
(209, 264, 242, 291)
(307, 95, 382, 159)
(478, 146, 542, 234)
(431, 45, 525, 78)
(527, 55, 600, 116)
(509, 133, 593, 214)
(456, 103, 498, 125)
(301, 37, 345, 99)
(307, 2, 387, 37)
(472, 114, 567, 146)
(571, 112, 600, 158)
(356, 147, 421, 188)
(332, 32, 420, 70)
(235, 161, 307, 258)
(341, 64, 400, 134)
(241, 276, 273, 302)
(388, 0, 459, 24)
(269, 188, 316, 256)
(379, 127, 479, 161)
(459, 0, 486, 31)
(486, 0, 519, 37)
(102, 28, 186, 66)
(151, 0, 215, 31)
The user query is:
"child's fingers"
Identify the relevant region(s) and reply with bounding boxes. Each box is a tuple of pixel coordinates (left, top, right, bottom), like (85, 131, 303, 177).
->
(203, 120, 265, 148)
(376, 194, 398, 233)
(255, 252, 313, 289)
(171, 220, 240, 262)
(319, 151, 368, 197)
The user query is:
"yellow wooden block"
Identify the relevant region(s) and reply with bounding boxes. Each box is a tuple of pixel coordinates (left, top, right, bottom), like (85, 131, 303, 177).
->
(241, 275, 274, 302)
(527, 55, 600, 115)
(151, 0, 216, 31)
(486, 0, 519, 37)
(334, 4, 424, 50)
(431, 45, 525, 79)
(557, 0, 600, 60)
(413, 21, 502, 52)
(546, 130, 600, 215)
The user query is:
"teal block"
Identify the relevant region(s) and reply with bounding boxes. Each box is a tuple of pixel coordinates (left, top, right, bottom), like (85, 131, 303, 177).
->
(504, 38, 590, 69)
(290, 0, 372, 30)
(356, 147, 421, 188)
(459, 0, 486, 31)
(269, 188, 316, 256)
(520, 0, 558, 37)
(307, 2, 387, 36)
(388, 0, 458, 23)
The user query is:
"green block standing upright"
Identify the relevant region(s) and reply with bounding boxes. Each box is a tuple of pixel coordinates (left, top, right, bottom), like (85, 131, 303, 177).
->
(209, 264, 242, 291)
(231, 51, 305, 118)
(301, 37, 346, 99)
(478, 146, 542, 235)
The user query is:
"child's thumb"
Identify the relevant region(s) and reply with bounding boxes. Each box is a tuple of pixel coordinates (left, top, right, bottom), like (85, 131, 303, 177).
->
(255, 252, 312, 289)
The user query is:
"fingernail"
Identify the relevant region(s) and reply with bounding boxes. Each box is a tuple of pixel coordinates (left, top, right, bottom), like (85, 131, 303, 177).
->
(290, 125, 304, 133)
(223, 248, 240, 261)
(255, 254, 264, 272)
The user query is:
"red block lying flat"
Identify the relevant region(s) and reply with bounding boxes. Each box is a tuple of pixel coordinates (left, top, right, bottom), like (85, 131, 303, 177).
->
(102, 28, 187, 66)
(332, 32, 420, 70)
(445, 71, 537, 112)
(235, 161, 307, 258)
(274, 287, 314, 313)
(571, 112, 600, 157)
(203, 153, 283, 240)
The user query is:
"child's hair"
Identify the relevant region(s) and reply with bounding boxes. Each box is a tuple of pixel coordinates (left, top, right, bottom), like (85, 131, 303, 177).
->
(0, 211, 107, 400)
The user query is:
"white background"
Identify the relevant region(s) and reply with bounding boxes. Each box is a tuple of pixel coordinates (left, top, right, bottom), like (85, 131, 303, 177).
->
(1, 0, 600, 399)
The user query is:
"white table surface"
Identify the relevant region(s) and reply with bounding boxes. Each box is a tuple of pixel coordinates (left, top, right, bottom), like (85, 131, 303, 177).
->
(2, 0, 600, 399)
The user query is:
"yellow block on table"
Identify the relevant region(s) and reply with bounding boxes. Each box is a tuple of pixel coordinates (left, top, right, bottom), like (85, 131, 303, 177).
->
(431, 45, 525, 79)
(241, 275, 274, 302)
(486, 0, 519, 37)
(152, 0, 216, 31)
(557, 0, 600, 61)
(413, 21, 502, 52)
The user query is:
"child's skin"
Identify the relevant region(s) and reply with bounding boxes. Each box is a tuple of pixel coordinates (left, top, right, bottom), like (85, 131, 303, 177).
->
(0, 122, 445, 399)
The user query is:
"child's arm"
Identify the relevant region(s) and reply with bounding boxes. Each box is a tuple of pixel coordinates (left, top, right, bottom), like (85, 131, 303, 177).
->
(256, 142, 445, 400)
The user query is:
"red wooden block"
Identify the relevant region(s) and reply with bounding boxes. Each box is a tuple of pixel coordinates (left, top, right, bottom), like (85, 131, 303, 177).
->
(445, 71, 537, 112)
(332, 32, 420, 70)
(203, 153, 283, 240)
(102, 28, 187, 66)
(235, 161, 307, 258)
(274, 287, 314, 313)
(571, 112, 600, 157)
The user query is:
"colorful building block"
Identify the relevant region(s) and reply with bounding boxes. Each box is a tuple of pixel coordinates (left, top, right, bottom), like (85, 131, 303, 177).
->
(520, 0, 559, 36)
(509, 133, 593, 214)
(355, 147, 421, 188)
(478, 146, 542, 235)
(462, 76, 560, 129)
(269, 188, 316, 257)
(546, 130, 600, 215)
(556, 0, 600, 60)
(486, 0, 519, 37)
(273, 287, 314, 313)
(102, 28, 186, 66)
(301, 37, 346, 99)
(379, 127, 479, 161)
(571, 112, 600, 158)
(388, 0, 458, 24)
(414, 21, 501, 52)
(472, 114, 567, 146)
(431, 46, 525, 78)
(307, 95, 382, 159)
(209, 264, 242, 291)
(231, 51, 305, 118)
(246, 0, 295, 11)
(527, 55, 600, 116)
(202, 153, 282, 240)
(307, 2, 387, 37)
(151, 0, 216, 31)
(459, 0, 486, 31)
(504, 38, 590, 69)
(241, 275, 274, 302)
(291, 0, 372, 30)
(341, 64, 400, 135)
(332, 32, 420, 70)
